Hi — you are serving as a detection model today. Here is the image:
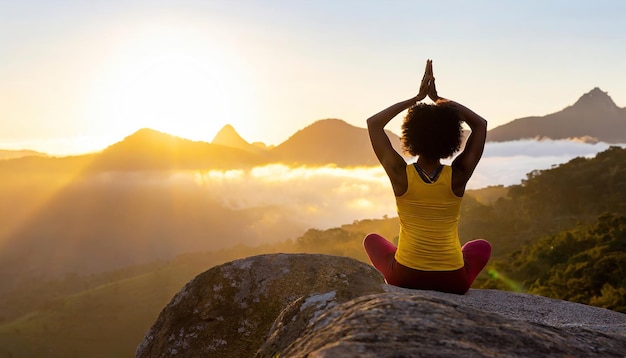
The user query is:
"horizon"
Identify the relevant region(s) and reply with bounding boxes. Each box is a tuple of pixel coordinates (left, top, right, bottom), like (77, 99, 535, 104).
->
(0, 104, 618, 157)
(1, 1, 625, 155)
(0, 85, 623, 156)
(1, 121, 620, 193)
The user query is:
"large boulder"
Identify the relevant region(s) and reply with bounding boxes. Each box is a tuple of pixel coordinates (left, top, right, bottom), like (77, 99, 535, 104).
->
(278, 291, 626, 357)
(136, 254, 385, 357)
(137, 253, 626, 357)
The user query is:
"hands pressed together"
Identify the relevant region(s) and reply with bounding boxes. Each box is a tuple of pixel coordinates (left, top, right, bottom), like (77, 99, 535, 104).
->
(416, 59, 444, 104)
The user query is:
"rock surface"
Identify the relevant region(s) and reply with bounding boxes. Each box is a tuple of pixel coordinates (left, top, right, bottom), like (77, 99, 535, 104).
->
(137, 254, 626, 358)
(279, 292, 626, 357)
(136, 254, 385, 357)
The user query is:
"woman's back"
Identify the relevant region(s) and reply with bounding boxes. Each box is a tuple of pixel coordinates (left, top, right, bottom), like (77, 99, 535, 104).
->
(395, 164, 464, 271)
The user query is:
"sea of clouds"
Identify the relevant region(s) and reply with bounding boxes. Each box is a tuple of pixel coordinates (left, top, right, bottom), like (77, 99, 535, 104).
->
(471, 139, 622, 188)
(87, 139, 623, 231)
(179, 139, 623, 229)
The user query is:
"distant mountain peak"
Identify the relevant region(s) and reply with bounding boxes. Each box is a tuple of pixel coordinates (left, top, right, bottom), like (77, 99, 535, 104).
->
(0, 149, 48, 160)
(290, 119, 353, 136)
(133, 127, 160, 135)
(102, 128, 187, 155)
(571, 87, 618, 110)
(122, 128, 178, 143)
(307, 118, 349, 127)
(217, 124, 236, 133)
(272, 118, 403, 166)
(211, 124, 270, 155)
(488, 87, 626, 143)
(212, 124, 248, 146)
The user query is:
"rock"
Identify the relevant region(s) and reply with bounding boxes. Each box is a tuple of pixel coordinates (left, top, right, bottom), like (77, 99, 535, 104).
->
(138, 253, 626, 358)
(280, 292, 626, 357)
(136, 254, 385, 358)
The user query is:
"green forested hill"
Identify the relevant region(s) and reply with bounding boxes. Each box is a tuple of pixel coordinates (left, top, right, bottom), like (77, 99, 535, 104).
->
(458, 146, 626, 256)
(460, 146, 626, 312)
(504, 213, 626, 312)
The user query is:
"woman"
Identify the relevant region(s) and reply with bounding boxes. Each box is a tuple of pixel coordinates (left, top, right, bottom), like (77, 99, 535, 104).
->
(363, 59, 491, 294)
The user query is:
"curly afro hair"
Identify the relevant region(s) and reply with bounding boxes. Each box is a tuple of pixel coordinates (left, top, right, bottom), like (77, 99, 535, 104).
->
(401, 103, 463, 159)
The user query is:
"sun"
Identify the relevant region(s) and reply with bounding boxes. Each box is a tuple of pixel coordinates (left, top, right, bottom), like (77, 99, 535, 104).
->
(83, 24, 256, 142)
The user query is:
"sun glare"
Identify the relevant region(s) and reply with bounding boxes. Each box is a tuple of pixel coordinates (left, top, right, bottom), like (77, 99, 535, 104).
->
(83, 24, 256, 142)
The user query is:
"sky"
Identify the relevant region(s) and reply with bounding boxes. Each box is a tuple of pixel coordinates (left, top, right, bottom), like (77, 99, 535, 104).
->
(1, 0, 625, 155)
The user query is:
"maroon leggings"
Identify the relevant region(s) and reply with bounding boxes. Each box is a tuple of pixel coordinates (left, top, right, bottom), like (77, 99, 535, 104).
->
(363, 233, 491, 294)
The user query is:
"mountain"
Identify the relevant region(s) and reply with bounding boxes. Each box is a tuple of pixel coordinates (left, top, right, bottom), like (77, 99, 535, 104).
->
(0, 122, 394, 290)
(271, 118, 404, 166)
(79, 121, 396, 170)
(211, 124, 272, 157)
(1, 120, 401, 173)
(0, 128, 299, 293)
(0, 149, 47, 160)
(488, 88, 626, 142)
(90, 128, 266, 171)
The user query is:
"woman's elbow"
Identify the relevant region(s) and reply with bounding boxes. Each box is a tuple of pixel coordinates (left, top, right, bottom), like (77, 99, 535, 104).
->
(472, 116, 487, 131)
(367, 117, 384, 130)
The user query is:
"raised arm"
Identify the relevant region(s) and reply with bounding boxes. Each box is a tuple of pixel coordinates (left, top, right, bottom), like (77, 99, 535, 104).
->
(437, 99, 487, 196)
(426, 65, 487, 196)
(367, 60, 432, 196)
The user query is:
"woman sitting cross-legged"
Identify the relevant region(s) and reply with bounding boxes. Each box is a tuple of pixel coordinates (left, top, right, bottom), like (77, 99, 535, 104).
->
(363, 59, 491, 294)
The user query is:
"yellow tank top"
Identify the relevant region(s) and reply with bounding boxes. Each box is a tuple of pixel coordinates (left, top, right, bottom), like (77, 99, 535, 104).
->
(394, 164, 464, 271)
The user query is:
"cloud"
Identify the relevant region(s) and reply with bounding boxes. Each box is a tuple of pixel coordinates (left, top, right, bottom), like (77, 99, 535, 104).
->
(82, 167, 396, 234)
(86, 139, 625, 230)
(482, 138, 613, 158)
(191, 164, 396, 229)
(470, 139, 624, 188)
(158, 139, 625, 228)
